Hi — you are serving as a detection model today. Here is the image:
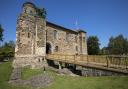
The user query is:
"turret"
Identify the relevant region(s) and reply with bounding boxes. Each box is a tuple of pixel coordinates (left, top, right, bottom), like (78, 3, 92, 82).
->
(22, 2, 47, 19)
(22, 2, 37, 15)
(15, 2, 47, 55)
(14, 2, 47, 68)
(78, 29, 88, 55)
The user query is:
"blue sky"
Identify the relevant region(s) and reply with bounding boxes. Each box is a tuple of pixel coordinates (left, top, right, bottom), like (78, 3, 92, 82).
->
(0, 0, 128, 48)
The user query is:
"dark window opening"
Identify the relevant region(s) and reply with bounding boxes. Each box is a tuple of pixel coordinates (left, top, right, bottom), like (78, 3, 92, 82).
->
(18, 32, 20, 37)
(75, 36, 77, 43)
(46, 43, 52, 54)
(24, 8, 27, 13)
(55, 46, 59, 52)
(28, 33, 30, 38)
(38, 58, 40, 62)
(30, 10, 33, 14)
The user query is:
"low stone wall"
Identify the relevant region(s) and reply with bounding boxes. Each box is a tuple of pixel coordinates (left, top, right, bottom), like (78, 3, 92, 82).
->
(10, 68, 21, 80)
(13, 56, 47, 69)
(81, 67, 126, 76)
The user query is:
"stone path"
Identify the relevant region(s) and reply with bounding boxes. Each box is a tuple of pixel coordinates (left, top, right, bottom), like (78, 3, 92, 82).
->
(9, 68, 53, 88)
(10, 68, 21, 80)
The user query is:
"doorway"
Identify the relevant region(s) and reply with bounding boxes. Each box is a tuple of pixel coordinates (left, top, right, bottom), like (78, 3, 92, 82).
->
(46, 43, 52, 54)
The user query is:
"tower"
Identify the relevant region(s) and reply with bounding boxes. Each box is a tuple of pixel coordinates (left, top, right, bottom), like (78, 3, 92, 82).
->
(13, 2, 47, 68)
(78, 30, 88, 55)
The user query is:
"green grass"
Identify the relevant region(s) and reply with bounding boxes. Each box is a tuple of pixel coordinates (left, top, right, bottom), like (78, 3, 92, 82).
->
(0, 61, 128, 89)
(0, 61, 30, 89)
(21, 67, 44, 80)
(43, 70, 128, 89)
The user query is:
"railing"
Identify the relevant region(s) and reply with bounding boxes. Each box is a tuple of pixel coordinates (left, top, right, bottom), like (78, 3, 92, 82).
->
(46, 54, 128, 72)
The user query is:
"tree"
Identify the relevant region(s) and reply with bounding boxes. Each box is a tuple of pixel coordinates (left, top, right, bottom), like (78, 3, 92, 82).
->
(108, 34, 128, 55)
(0, 41, 15, 61)
(6, 41, 15, 49)
(87, 36, 100, 55)
(0, 24, 4, 42)
(100, 47, 109, 55)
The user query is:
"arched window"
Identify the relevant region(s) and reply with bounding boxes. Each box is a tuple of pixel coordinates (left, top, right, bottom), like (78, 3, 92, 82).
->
(55, 46, 59, 52)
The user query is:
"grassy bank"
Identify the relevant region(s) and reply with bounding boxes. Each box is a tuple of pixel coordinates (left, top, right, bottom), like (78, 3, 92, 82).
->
(0, 61, 128, 89)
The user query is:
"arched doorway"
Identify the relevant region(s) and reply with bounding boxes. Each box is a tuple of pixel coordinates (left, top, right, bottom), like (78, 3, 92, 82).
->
(46, 43, 52, 54)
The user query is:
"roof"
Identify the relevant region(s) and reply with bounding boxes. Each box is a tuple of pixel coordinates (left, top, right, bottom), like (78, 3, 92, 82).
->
(46, 21, 86, 34)
(77, 29, 87, 33)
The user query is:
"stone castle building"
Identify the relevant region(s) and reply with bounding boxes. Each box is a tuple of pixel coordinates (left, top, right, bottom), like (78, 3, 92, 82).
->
(13, 2, 87, 68)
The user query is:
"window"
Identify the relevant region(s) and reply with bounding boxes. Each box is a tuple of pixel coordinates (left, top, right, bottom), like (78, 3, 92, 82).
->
(28, 32, 30, 38)
(75, 36, 77, 43)
(55, 46, 59, 52)
(54, 30, 57, 40)
(18, 32, 20, 37)
(23, 8, 27, 13)
(38, 58, 40, 62)
(30, 10, 32, 13)
(29, 10, 33, 15)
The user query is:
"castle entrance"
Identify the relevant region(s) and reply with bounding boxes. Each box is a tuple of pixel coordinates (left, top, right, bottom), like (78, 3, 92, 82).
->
(46, 43, 52, 54)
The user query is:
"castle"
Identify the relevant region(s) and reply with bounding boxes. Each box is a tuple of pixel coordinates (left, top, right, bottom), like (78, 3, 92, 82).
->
(13, 2, 87, 68)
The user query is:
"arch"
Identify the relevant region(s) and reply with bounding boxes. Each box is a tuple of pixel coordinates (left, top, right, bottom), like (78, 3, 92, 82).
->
(46, 42, 52, 54)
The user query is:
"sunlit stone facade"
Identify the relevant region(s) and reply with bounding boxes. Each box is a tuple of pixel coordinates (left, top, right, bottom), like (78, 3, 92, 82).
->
(13, 2, 87, 68)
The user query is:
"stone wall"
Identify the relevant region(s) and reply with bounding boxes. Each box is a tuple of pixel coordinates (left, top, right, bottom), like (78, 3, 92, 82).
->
(15, 13, 35, 55)
(46, 24, 88, 55)
(13, 56, 47, 69)
(14, 2, 46, 68)
(46, 25, 78, 55)
(81, 67, 126, 76)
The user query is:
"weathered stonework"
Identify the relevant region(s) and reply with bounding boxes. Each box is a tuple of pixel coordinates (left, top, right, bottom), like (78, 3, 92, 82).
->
(13, 2, 87, 68)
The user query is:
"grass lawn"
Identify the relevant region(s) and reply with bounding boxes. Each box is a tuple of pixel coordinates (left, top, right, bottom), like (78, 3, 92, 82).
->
(0, 61, 128, 89)
(21, 67, 44, 80)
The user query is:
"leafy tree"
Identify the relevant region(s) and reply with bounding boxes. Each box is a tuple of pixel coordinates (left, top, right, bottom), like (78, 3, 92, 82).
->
(5, 41, 15, 49)
(108, 34, 128, 55)
(0, 24, 4, 42)
(0, 41, 15, 61)
(87, 36, 100, 55)
(100, 47, 109, 55)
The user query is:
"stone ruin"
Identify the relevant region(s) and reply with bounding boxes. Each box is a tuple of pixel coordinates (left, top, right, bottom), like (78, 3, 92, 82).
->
(13, 2, 87, 69)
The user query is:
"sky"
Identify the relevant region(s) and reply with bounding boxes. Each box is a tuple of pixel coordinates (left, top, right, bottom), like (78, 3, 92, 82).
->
(0, 0, 128, 48)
